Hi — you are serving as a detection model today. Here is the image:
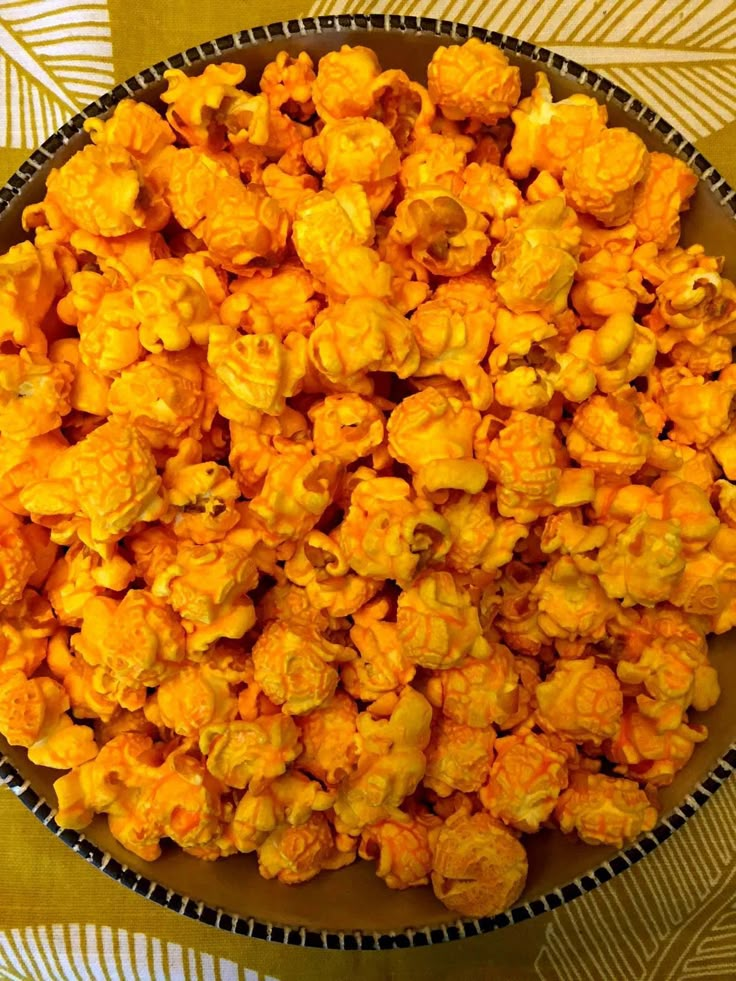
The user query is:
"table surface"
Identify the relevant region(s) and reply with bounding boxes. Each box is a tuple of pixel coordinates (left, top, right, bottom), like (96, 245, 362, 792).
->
(1, 1, 736, 978)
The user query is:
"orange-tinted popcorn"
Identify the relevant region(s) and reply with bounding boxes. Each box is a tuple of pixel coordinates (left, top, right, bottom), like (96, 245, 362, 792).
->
(387, 389, 486, 494)
(563, 129, 649, 226)
(631, 152, 698, 248)
(392, 187, 489, 277)
(536, 657, 623, 744)
(252, 618, 353, 715)
(424, 717, 495, 796)
(397, 571, 490, 669)
(200, 713, 301, 790)
(493, 196, 581, 318)
(480, 731, 570, 833)
(360, 813, 439, 890)
(45, 144, 168, 237)
(20, 420, 164, 551)
(0, 43, 729, 917)
(309, 296, 419, 388)
(506, 73, 607, 179)
(296, 691, 359, 785)
(554, 770, 657, 847)
(427, 39, 521, 125)
(430, 810, 528, 916)
(0, 240, 70, 351)
(0, 350, 73, 440)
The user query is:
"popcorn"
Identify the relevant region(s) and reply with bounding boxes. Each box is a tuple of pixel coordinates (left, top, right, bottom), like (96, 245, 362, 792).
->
(430, 810, 528, 916)
(1, 44, 727, 918)
(427, 39, 521, 125)
(554, 771, 658, 847)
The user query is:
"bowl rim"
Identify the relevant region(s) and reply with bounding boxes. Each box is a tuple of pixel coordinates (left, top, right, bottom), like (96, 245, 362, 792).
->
(2, 11, 736, 952)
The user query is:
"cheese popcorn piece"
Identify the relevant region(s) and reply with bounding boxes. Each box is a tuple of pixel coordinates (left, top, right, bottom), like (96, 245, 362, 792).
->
(85, 99, 175, 165)
(392, 188, 489, 277)
(252, 618, 353, 715)
(605, 708, 706, 786)
(343, 606, 416, 702)
(424, 717, 495, 796)
(430, 810, 528, 917)
(312, 45, 382, 121)
(397, 571, 490, 669)
(441, 492, 528, 575)
(567, 394, 657, 477)
(555, 771, 657, 847)
(258, 813, 353, 884)
(426, 647, 519, 729)
(131, 259, 220, 352)
(563, 129, 649, 226)
(536, 658, 623, 744)
(387, 389, 486, 494)
(44, 144, 168, 237)
(145, 660, 239, 738)
(200, 714, 301, 790)
(427, 40, 521, 125)
(480, 731, 570, 833)
(506, 72, 607, 179)
(296, 692, 358, 785)
(0, 590, 55, 679)
(0, 240, 69, 350)
(493, 196, 581, 318)
(0, 350, 73, 440)
(20, 420, 164, 551)
(46, 542, 133, 626)
(360, 814, 439, 890)
(631, 152, 698, 248)
(308, 296, 419, 388)
(533, 556, 618, 642)
(304, 117, 400, 187)
(596, 513, 685, 607)
(0, 510, 36, 609)
(309, 394, 385, 465)
(161, 62, 248, 148)
(199, 180, 288, 274)
(260, 50, 316, 118)
(567, 312, 657, 393)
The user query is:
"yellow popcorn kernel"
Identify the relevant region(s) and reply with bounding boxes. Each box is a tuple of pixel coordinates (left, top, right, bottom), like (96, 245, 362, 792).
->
(563, 129, 649, 226)
(460, 162, 523, 238)
(248, 444, 341, 546)
(597, 511, 685, 608)
(161, 438, 240, 545)
(304, 117, 400, 187)
(49, 338, 110, 417)
(657, 368, 736, 449)
(359, 813, 439, 890)
(424, 717, 496, 796)
(430, 810, 527, 917)
(554, 770, 657, 847)
(312, 44, 382, 121)
(151, 535, 257, 653)
(397, 571, 490, 670)
(0, 590, 55, 679)
(296, 691, 359, 785)
(200, 713, 301, 790)
(260, 51, 316, 118)
(309, 394, 385, 466)
(387, 389, 485, 494)
(161, 62, 247, 148)
(339, 476, 450, 587)
(333, 687, 432, 834)
(480, 731, 570, 834)
(342, 605, 416, 702)
(399, 132, 471, 194)
(45, 144, 168, 237)
(370, 68, 435, 150)
(0, 240, 69, 351)
(631, 152, 698, 248)
(308, 296, 419, 388)
(493, 196, 581, 318)
(284, 532, 380, 618)
(536, 657, 623, 744)
(566, 394, 656, 477)
(533, 556, 618, 642)
(72, 590, 186, 704)
(568, 312, 657, 393)
(0, 349, 72, 440)
(225, 261, 321, 340)
(292, 185, 373, 278)
(130, 261, 218, 353)
(258, 812, 354, 884)
(20, 420, 164, 551)
(228, 407, 308, 499)
(164, 146, 238, 230)
(605, 707, 707, 786)
(0, 508, 36, 609)
(427, 39, 521, 125)
(441, 491, 527, 574)
(252, 618, 353, 715)
(505, 72, 607, 179)
(231, 771, 334, 854)
(199, 179, 288, 274)
(392, 187, 489, 277)
(85, 99, 174, 165)
(570, 248, 653, 329)
(46, 542, 133, 627)
(426, 646, 520, 730)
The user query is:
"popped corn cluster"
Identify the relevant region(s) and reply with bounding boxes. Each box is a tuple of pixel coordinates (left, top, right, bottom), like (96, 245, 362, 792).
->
(1, 38, 732, 920)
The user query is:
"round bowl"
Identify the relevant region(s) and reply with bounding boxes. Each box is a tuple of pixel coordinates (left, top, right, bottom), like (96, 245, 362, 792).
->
(2, 13, 736, 952)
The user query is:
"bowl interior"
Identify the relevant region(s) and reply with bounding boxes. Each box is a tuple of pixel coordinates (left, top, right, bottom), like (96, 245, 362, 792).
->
(2, 23, 736, 937)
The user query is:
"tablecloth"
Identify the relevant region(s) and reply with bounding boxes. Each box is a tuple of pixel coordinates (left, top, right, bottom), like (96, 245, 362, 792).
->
(1, 1, 736, 978)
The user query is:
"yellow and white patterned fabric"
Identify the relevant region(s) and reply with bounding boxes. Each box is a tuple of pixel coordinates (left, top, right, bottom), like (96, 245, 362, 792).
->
(1, 2, 736, 979)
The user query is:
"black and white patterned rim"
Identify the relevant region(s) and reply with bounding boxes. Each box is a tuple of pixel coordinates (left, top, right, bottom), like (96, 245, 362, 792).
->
(1, 12, 736, 952)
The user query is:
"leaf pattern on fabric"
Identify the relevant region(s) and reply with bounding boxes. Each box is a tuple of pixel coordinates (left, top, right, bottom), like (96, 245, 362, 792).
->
(0, 923, 282, 981)
(532, 775, 736, 981)
(0, 0, 115, 150)
(307, 0, 736, 142)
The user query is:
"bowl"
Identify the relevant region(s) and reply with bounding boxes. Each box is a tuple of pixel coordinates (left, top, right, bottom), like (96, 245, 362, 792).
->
(2, 12, 736, 951)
